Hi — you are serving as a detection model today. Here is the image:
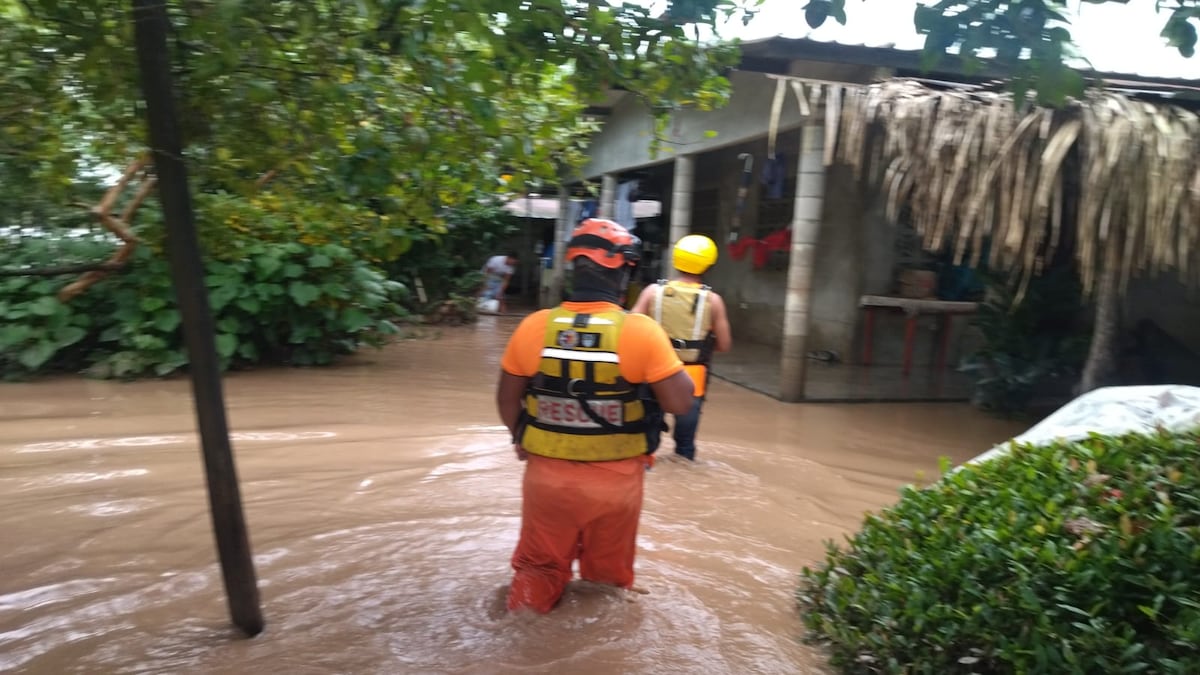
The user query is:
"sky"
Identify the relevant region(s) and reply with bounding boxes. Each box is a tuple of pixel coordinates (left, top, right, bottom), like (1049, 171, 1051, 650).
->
(684, 0, 1200, 80)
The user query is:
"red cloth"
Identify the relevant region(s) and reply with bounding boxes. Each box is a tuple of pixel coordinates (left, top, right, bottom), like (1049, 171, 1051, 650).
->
(727, 228, 791, 268)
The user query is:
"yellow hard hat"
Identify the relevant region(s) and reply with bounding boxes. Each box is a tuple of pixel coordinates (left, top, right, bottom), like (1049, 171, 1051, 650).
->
(672, 234, 718, 274)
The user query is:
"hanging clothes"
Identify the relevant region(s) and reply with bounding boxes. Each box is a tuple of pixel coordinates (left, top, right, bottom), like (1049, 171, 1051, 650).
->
(579, 200, 598, 222)
(727, 227, 792, 268)
(761, 154, 787, 200)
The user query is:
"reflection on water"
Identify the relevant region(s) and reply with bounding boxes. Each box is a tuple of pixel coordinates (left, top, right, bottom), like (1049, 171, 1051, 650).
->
(0, 318, 1025, 674)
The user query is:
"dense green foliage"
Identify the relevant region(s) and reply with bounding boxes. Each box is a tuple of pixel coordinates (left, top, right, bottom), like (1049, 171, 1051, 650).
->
(961, 265, 1090, 415)
(1, 237, 402, 380)
(799, 429, 1200, 674)
(385, 201, 523, 314)
(1, 0, 756, 378)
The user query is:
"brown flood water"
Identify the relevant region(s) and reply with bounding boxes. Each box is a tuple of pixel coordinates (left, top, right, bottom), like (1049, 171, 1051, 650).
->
(0, 316, 1025, 674)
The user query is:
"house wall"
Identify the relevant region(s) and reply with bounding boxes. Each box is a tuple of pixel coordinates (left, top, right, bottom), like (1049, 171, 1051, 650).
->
(583, 61, 970, 367)
(696, 136, 916, 361)
(806, 164, 868, 359)
(583, 70, 811, 180)
(704, 137, 788, 347)
(685, 134, 901, 358)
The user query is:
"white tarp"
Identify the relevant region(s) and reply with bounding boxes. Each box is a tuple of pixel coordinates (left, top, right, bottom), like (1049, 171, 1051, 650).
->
(963, 385, 1200, 468)
(502, 197, 661, 221)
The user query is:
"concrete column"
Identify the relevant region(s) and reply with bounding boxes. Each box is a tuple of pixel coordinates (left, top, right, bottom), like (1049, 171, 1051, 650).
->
(599, 173, 617, 218)
(779, 122, 826, 402)
(549, 187, 570, 306)
(666, 154, 696, 275)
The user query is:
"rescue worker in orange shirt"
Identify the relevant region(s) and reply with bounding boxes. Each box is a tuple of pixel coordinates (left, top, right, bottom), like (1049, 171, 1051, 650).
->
(495, 218, 696, 614)
(630, 234, 733, 462)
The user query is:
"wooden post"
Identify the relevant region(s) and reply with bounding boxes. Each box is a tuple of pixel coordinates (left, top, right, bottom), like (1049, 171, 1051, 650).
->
(1079, 234, 1123, 393)
(130, 0, 264, 637)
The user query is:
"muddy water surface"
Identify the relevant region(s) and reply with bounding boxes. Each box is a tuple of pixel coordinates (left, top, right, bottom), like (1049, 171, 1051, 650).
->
(0, 316, 1025, 674)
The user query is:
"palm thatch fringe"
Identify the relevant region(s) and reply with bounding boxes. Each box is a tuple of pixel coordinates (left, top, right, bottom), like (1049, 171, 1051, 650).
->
(815, 79, 1200, 303)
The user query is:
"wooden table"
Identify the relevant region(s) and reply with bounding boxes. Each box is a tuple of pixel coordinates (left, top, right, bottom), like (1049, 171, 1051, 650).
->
(859, 295, 980, 376)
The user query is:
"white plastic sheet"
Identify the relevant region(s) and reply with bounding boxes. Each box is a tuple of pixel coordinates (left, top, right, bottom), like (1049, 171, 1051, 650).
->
(964, 385, 1200, 468)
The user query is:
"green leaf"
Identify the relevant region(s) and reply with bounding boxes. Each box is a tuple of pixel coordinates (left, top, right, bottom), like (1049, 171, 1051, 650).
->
(235, 296, 261, 313)
(209, 285, 239, 311)
(140, 296, 167, 312)
(153, 353, 188, 376)
(53, 324, 87, 347)
(237, 341, 259, 360)
(341, 308, 372, 332)
(283, 263, 305, 279)
(913, 5, 939, 32)
(288, 281, 321, 306)
(1163, 19, 1198, 58)
(28, 296, 61, 317)
(0, 324, 33, 349)
(829, 0, 847, 25)
(18, 341, 56, 370)
(256, 255, 283, 278)
(152, 309, 182, 333)
(804, 1, 830, 29)
(215, 333, 238, 358)
(217, 316, 241, 334)
(309, 253, 333, 268)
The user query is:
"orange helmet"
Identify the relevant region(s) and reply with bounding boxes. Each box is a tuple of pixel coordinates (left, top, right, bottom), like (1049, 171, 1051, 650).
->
(566, 218, 641, 269)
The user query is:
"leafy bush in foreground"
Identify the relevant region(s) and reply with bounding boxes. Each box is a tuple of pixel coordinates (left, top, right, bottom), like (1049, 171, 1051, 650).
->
(2, 240, 404, 380)
(798, 430, 1200, 674)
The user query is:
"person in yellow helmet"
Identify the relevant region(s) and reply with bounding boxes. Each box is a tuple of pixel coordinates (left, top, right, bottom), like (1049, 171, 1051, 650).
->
(630, 234, 732, 461)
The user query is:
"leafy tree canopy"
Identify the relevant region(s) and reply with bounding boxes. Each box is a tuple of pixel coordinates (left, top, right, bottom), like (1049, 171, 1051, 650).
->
(802, 0, 1198, 106)
(1, 0, 757, 249)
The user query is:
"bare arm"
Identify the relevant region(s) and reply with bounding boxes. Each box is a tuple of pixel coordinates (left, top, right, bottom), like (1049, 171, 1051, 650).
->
(708, 293, 733, 352)
(650, 370, 696, 415)
(496, 370, 530, 459)
(630, 284, 656, 316)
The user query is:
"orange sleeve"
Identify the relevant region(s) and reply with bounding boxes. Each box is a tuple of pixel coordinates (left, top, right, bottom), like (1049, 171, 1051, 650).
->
(500, 310, 550, 376)
(618, 314, 684, 383)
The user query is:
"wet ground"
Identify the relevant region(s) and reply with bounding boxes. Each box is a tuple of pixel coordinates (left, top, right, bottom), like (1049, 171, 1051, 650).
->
(0, 315, 1026, 674)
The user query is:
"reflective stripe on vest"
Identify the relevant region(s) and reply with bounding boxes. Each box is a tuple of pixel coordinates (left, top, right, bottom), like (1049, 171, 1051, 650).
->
(520, 308, 649, 461)
(652, 280, 714, 365)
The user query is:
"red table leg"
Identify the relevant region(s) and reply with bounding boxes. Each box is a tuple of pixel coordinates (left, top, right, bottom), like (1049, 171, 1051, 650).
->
(862, 308, 875, 365)
(902, 313, 917, 376)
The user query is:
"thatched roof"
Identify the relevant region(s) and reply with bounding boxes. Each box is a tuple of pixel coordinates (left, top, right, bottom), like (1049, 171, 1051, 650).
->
(817, 79, 1200, 300)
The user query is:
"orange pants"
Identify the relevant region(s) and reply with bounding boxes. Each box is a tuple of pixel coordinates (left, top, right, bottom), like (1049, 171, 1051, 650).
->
(507, 454, 648, 613)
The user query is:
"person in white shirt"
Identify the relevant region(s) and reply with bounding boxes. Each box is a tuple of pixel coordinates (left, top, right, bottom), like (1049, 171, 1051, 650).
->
(479, 252, 518, 313)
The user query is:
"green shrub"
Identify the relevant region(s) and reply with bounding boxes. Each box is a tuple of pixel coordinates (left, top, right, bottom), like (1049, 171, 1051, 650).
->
(386, 201, 520, 314)
(960, 264, 1090, 415)
(1, 235, 114, 377)
(798, 430, 1200, 674)
(1, 240, 404, 380)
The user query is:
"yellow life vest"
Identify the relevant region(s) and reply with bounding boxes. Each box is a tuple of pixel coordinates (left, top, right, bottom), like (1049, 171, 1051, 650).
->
(653, 280, 714, 365)
(519, 307, 655, 461)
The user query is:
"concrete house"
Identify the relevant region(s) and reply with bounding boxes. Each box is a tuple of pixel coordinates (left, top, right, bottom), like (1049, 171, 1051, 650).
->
(545, 37, 1200, 402)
